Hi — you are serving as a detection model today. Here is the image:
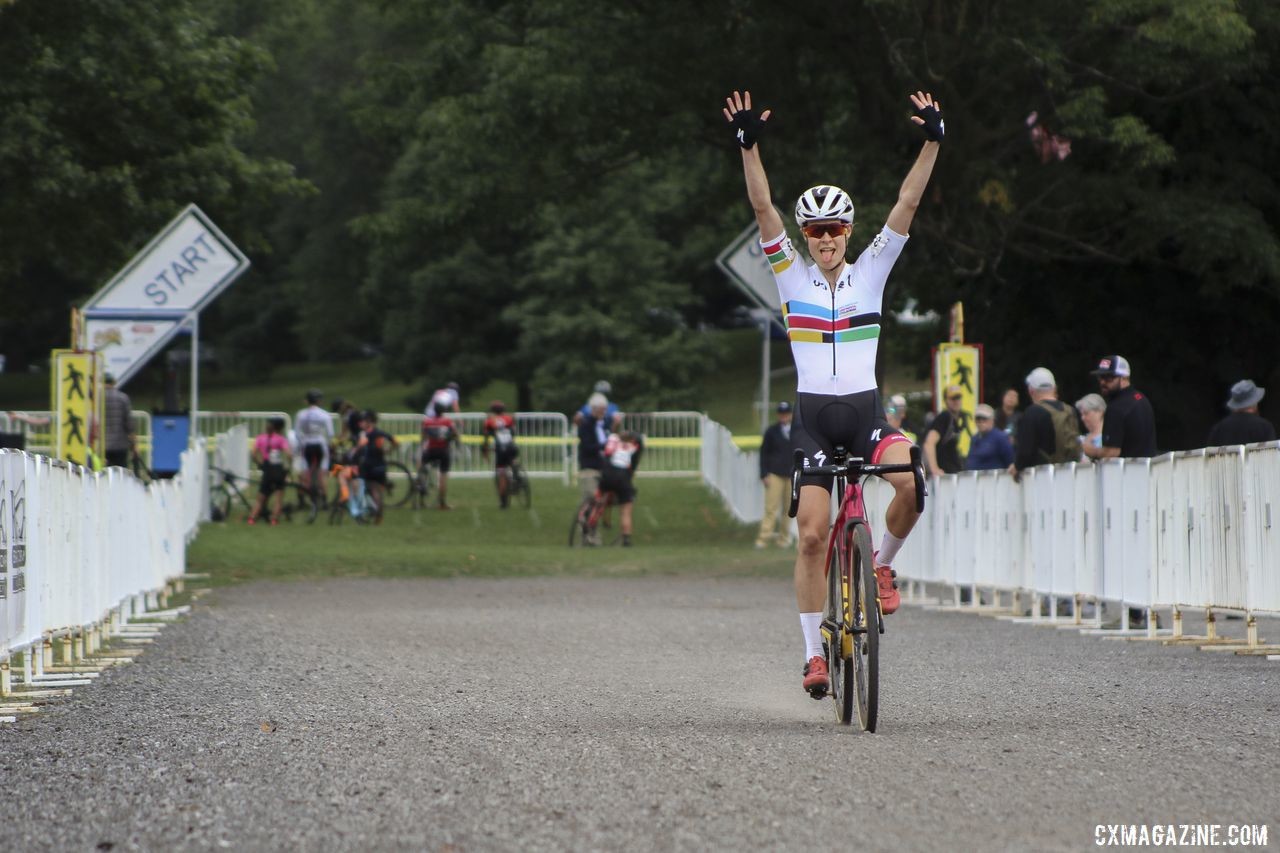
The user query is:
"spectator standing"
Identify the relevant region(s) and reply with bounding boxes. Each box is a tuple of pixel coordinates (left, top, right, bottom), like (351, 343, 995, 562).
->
(1075, 393, 1107, 459)
(1207, 380, 1276, 446)
(573, 380, 623, 429)
(885, 395, 917, 443)
(1011, 367, 1081, 477)
(1081, 355, 1156, 461)
(923, 384, 968, 476)
(1080, 355, 1158, 629)
(102, 373, 135, 468)
(247, 416, 291, 526)
(994, 387, 1022, 442)
(755, 401, 795, 549)
(577, 393, 611, 502)
(965, 403, 1013, 471)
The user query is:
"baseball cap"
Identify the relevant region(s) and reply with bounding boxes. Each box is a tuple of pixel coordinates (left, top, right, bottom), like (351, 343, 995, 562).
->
(974, 403, 995, 419)
(776, 401, 792, 413)
(1090, 355, 1131, 377)
(945, 384, 964, 399)
(1025, 367, 1056, 390)
(889, 393, 907, 409)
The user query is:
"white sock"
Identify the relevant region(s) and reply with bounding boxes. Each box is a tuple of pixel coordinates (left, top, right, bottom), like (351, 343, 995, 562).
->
(799, 612, 824, 661)
(878, 531, 907, 566)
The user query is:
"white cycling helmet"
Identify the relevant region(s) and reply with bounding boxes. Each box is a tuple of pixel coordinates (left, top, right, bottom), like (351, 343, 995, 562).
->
(794, 185, 855, 226)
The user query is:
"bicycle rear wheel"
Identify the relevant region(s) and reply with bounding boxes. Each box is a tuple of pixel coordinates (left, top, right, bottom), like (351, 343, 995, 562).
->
(850, 520, 879, 732)
(826, 524, 855, 724)
(385, 460, 414, 508)
(512, 465, 532, 508)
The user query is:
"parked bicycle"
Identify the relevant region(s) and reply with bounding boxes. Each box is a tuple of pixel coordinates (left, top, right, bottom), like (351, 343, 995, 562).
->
(507, 460, 532, 509)
(788, 444, 926, 730)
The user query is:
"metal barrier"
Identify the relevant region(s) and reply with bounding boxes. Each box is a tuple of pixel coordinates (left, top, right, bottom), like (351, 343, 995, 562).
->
(377, 411, 571, 483)
(700, 417, 763, 523)
(197, 411, 291, 440)
(621, 412, 702, 476)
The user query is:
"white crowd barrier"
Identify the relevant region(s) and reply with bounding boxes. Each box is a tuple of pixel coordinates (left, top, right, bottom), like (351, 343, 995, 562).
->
(861, 441, 1280, 624)
(701, 417, 763, 523)
(0, 436, 210, 672)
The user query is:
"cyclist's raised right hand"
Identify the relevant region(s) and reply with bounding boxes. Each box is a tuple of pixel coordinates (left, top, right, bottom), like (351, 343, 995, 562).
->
(723, 90, 770, 150)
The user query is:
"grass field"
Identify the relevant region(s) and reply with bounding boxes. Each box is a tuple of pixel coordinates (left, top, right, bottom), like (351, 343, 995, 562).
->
(188, 476, 795, 585)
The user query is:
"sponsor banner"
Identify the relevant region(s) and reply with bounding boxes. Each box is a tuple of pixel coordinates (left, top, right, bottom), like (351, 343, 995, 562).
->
(84, 317, 182, 386)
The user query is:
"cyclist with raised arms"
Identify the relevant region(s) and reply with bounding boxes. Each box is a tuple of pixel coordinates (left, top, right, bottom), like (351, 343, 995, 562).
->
(295, 388, 335, 504)
(724, 88, 942, 697)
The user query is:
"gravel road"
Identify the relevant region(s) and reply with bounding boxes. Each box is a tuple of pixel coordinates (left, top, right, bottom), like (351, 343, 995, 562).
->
(2, 577, 1277, 852)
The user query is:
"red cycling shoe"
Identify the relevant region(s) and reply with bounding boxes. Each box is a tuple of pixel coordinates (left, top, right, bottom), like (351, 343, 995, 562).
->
(802, 655, 829, 698)
(875, 565, 900, 614)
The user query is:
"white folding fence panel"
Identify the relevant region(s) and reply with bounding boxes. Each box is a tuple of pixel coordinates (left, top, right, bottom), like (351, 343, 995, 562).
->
(0, 451, 32, 652)
(1149, 455, 1179, 607)
(1026, 467, 1054, 596)
(932, 475, 959, 587)
(1120, 458, 1152, 608)
(1245, 443, 1280, 614)
(1097, 460, 1126, 603)
(1048, 464, 1077, 598)
(1173, 450, 1209, 608)
(699, 418, 764, 524)
(972, 472, 997, 588)
(1203, 447, 1249, 611)
(1070, 463, 1102, 599)
(953, 474, 978, 588)
(198, 411, 291, 441)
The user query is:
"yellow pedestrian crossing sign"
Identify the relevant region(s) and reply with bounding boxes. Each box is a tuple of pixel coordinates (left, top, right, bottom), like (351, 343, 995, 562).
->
(933, 342, 983, 458)
(51, 349, 102, 467)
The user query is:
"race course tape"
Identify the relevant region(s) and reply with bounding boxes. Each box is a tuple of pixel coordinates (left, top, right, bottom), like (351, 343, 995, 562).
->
(390, 434, 763, 449)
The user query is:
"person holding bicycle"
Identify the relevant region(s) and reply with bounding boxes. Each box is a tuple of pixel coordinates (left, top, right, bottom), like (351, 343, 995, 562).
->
(247, 416, 291, 526)
(421, 404, 458, 510)
(724, 88, 940, 695)
(482, 400, 519, 508)
(355, 410, 396, 523)
(295, 388, 335, 505)
(599, 429, 643, 547)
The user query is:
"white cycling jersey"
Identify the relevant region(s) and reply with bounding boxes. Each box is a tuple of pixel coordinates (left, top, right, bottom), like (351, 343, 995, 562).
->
(761, 224, 907, 396)
(425, 388, 459, 417)
(294, 405, 334, 445)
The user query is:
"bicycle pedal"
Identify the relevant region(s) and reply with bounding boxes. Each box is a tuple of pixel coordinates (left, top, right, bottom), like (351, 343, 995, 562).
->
(807, 686, 829, 701)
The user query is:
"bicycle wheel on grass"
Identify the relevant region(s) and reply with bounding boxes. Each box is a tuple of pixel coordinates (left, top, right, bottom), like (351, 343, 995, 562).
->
(384, 460, 414, 508)
(568, 496, 594, 546)
(825, 524, 855, 724)
(850, 520, 879, 732)
(510, 464, 532, 509)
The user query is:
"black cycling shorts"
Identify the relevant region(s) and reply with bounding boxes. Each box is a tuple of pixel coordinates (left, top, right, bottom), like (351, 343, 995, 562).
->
(494, 446, 519, 468)
(259, 463, 287, 496)
(793, 390, 910, 492)
(422, 447, 451, 475)
(599, 466, 635, 504)
(361, 464, 387, 484)
(303, 443, 326, 468)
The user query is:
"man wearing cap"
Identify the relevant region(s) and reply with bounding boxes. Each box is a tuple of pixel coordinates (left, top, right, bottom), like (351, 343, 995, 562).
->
(1081, 355, 1156, 460)
(755, 401, 795, 549)
(965, 403, 1013, 471)
(1011, 367, 1082, 476)
(1207, 380, 1276, 446)
(102, 373, 135, 468)
(923, 384, 969, 477)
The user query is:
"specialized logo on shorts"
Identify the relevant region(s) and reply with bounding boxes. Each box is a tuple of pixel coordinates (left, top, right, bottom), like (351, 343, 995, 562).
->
(868, 232, 890, 258)
(870, 428, 882, 442)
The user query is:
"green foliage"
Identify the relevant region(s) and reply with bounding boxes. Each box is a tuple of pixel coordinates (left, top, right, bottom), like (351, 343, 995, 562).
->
(0, 0, 306, 368)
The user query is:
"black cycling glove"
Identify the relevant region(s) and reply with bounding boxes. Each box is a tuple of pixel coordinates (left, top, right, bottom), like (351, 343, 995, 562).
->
(915, 103, 945, 142)
(730, 108, 768, 150)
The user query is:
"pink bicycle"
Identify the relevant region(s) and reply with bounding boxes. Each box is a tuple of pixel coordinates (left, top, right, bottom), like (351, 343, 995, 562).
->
(788, 444, 926, 730)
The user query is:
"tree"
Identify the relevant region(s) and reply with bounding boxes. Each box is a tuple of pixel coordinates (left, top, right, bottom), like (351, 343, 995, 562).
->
(0, 0, 305, 370)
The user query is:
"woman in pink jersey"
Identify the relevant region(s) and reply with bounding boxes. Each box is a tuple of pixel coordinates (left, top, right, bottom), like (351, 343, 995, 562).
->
(248, 416, 292, 526)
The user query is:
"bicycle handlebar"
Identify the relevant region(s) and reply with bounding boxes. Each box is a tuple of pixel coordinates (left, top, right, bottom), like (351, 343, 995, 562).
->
(787, 445, 928, 518)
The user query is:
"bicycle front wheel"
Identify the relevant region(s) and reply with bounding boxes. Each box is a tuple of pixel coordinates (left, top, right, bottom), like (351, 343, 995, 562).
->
(384, 460, 414, 508)
(512, 465, 532, 509)
(850, 520, 880, 732)
(568, 495, 594, 546)
(826, 525, 855, 725)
